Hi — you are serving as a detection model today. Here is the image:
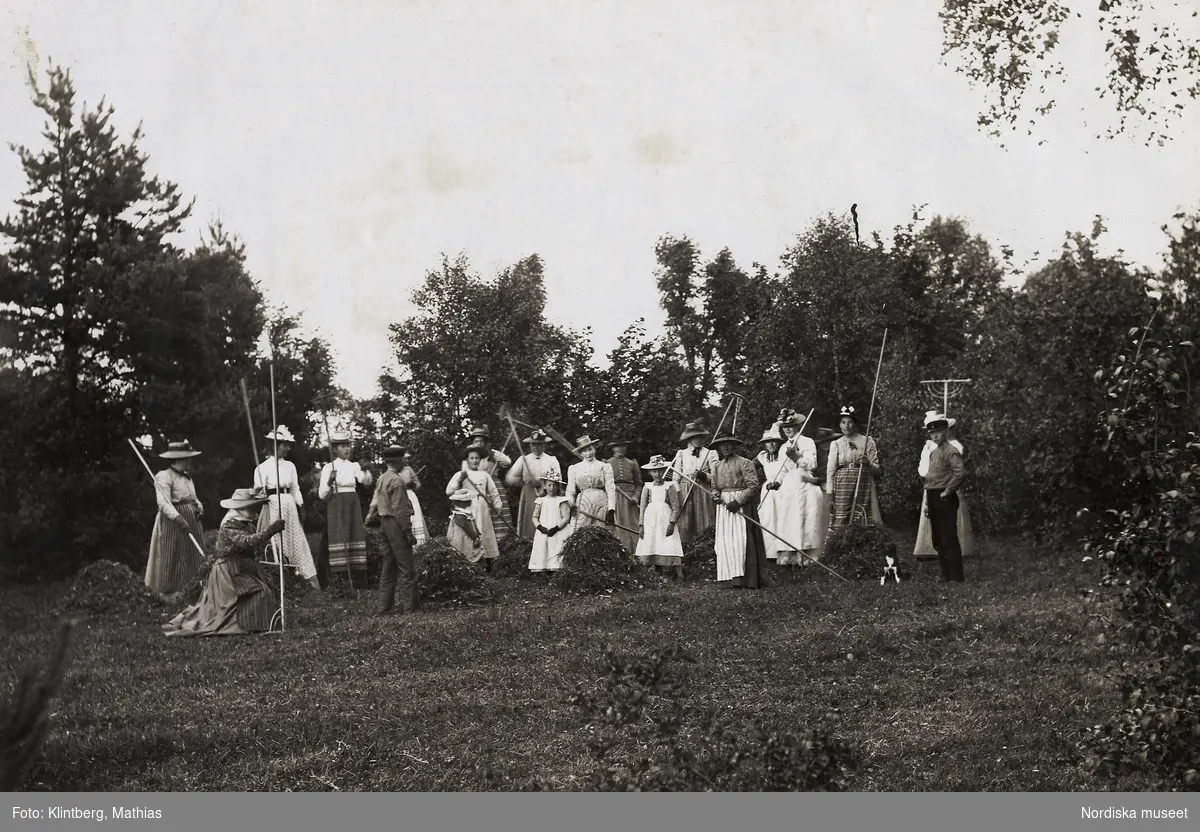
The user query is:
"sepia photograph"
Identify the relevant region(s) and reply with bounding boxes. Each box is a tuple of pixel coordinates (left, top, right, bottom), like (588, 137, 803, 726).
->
(1, 0, 1198, 819)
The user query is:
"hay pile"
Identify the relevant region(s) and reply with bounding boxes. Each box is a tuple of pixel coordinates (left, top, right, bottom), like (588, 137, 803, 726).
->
(682, 526, 717, 582)
(57, 560, 165, 622)
(822, 524, 906, 581)
(491, 536, 536, 579)
(552, 526, 643, 595)
(415, 537, 497, 608)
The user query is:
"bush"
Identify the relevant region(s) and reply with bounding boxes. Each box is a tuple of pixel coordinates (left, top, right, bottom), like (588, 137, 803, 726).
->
(681, 526, 716, 582)
(415, 537, 497, 609)
(568, 646, 855, 791)
(552, 526, 644, 595)
(822, 523, 902, 582)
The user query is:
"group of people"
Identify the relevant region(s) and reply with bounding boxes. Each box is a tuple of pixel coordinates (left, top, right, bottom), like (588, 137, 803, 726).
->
(146, 405, 973, 637)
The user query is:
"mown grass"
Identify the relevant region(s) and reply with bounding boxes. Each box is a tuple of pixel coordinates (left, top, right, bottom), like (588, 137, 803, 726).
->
(0, 536, 1151, 791)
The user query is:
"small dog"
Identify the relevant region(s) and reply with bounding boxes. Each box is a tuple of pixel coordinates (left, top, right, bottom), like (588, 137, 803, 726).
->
(880, 554, 901, 585)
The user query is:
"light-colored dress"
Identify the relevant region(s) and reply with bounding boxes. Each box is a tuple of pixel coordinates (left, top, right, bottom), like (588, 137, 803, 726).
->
(145, 467, 205, 594)
(446, 470, 502, 562)
(505, 453, 562, 540)
(914, 439, 974, 559)
(711, 455, 762, 583)
(635, 481, 684, 567)
(767, 436, 827, 565)
(254, 457, 317, 581)
(666, 446, 718, 547)
(529, 495, 572, 572)
(566, 459, 618, 529)
(756, 450, 788, 561)
(464, 449, 512, 544)
(826, 435, 884, 527)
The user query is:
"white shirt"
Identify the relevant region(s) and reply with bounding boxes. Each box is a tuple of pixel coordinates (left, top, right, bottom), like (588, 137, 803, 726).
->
(918, 439, 964, 478)
(254, 457, 303, 506)
(318, 458, 373, 499)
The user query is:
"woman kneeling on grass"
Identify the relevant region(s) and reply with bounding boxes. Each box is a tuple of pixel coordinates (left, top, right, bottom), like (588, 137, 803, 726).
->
(635, 455, 684, 580)
(163, 487, 285, 637)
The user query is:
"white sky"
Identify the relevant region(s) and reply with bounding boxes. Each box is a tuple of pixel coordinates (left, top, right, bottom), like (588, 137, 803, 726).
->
(2, 1, 1198, 398)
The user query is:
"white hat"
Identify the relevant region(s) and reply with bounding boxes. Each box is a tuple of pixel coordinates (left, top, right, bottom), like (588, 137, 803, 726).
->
(923, 411, 957, 429)
(758, 427, 785, 445)
(265, 425, 295, 443)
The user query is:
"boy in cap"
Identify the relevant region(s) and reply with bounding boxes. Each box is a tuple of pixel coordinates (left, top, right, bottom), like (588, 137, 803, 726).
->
(365, 445, 420, 616)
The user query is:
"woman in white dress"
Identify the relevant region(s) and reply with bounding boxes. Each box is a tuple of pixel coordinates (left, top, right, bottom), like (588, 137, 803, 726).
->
(634, 455, 684, 578)
(914, 411, 974, 560)
(529, 473, 572, 575)
(565, 435, 617, 530)
(254, 426, 320, 590)
(446, 443, 503, 570)
(773, 409, 827, 567)
(755, 426, 788, 564)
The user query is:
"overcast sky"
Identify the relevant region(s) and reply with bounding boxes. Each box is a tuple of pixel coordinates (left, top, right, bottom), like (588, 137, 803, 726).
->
(2, 1, 1198, 397)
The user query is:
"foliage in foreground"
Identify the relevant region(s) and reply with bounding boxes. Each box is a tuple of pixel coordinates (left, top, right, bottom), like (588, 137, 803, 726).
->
(567, 646, 854, 791)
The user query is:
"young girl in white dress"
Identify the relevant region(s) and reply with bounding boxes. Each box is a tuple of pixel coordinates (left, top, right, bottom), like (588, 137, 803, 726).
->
(635, 455, 684, 579)
(529, 473, 571, 575)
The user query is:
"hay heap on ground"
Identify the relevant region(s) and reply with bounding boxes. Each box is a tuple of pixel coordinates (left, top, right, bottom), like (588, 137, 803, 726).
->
(552, 526, 643, 595)
(416, 537, 497, 608)
(682, 526, 717, 582)
(56, 560, 165, 622)
(491, 535, 535, 579)
(821, 524, 906, 581)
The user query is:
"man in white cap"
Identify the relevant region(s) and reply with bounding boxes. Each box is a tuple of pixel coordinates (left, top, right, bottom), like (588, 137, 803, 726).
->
(922, 413, 966, 582)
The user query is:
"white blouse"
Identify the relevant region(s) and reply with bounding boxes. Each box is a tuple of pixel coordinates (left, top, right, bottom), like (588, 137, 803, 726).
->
(254, 457, 303, 506)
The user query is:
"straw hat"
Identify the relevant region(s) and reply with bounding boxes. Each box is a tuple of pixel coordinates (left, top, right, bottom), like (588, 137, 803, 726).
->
(468, 424, 491, 439)
(463, 441, 490, 459)
(712, 433, 743, 447)
(777, 408, 804, 429)
(265, 425, 295, 443)
(328, 430, 352, 446)
(539, 472, 566, 485)
(573, 434, 601, 453)
(159, 440, 201, 459)
(679, 421, 708, 442)
(758, 427, 785, 446)
(448, 487, 475, 503)
(523, 429, 551, 445)
(923, 411, 956, 431)
(641, 455, 671, 471)
(220, 486, 270, 509)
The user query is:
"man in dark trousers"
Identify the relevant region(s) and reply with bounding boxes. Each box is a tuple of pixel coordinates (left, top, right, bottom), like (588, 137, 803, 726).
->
(922, 413, 966, 582)
(364, 445, 421, 616)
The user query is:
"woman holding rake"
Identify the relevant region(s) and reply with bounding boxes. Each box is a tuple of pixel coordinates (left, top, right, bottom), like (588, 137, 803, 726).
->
(826, 405, 884, 527)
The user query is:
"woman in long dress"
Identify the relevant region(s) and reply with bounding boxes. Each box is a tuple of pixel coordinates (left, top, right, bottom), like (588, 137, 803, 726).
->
(164, 487, 284, 637)
(755, 426, 787, 564)
(773, 409, 828, 567)
(914, 412, 974, 559)
(635, 455, 684, 578)
(709, 434, 769, 589)
(606, 440, 643, 553)
(529, 473, 572, 574)
(145, 440, 206, 600)
(318, 431, 374, 584)
(464, 424, 513, 545)
(447, 444, 503, 569)
(254, 425, 320, 590)
(666, 421, 719, 548)
(826, 405, 884, 527)
(505, 429, 562, 540)
(565, 435, 618, 530)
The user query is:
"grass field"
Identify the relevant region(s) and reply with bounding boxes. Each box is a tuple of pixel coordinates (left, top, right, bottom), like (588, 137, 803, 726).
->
(0, 536, 1149, 792)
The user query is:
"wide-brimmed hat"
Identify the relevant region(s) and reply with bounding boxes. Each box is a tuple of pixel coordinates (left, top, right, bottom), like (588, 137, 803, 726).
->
(777, 408, 805, 429)
(463, 441, 490, 459)
(641, 454, 671, 471)
(573, 434, 601, 453)
(448, 488, 475, 503)
(328, 430, 352, 446)
(758, 427, 785, 446)
(679, 421, 708, 442)
(220, 486, 269, 509)
(539, 472, 566, 485)
(838, 405, 860, 424)
(265, 425, 295, 443)
(923, 410, 956, 431)
(523, 429, 551, 445)
(159, 440, 201, 459)
(381, 444, 409, 460)
(606, 438, 633, 448)
(467, 424, 491, 439)
(712, 433, 743, 447)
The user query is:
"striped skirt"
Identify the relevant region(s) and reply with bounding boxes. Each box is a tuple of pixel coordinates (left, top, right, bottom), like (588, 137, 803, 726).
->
(613, 483, 641, 553)
(491, 473, 513, 544)
(326, 491, 368, 572)
(163, 554, 276, 637)
(409, 492, 428, 547)
(829, 465, 883, 527)
(256, 496, 317, 580)
(145, 504, 205, 594)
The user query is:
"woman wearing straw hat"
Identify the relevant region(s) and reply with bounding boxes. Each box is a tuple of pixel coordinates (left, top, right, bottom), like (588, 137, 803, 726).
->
(666, 421, 718, 548)
(634, 455, 684, 579)
(826, 405, 884, 527)
(529, 471, 571, 575)
(164, 487, 285, 637)
(318, 431, 374, 585)
(505, 428, 562, 540)
(755, 425, 788, 564)
(447, 442, 504, 569)
(606, 439, 642, 553)
(565, 434, 618, 531)
(914, 411, 974, 562)
(462, 424, 512, 546)
(709, 433, 769, 588)
(772, 409, 828, 568)
(254, 425, 320, 590)
(145, 440, 207, 600)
